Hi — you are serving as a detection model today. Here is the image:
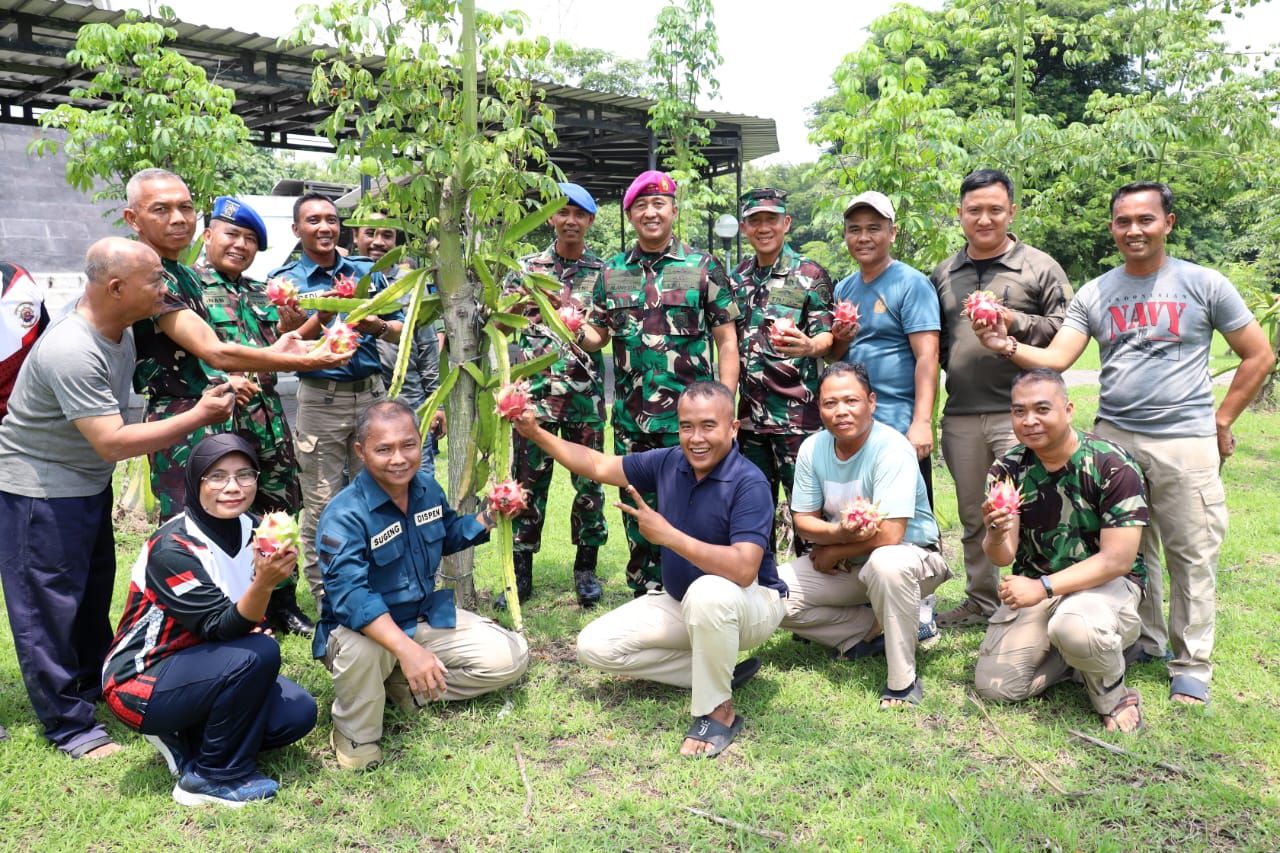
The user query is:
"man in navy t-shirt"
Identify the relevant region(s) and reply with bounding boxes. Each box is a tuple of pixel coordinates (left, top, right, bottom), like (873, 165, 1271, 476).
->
(512, 381, 786, 758)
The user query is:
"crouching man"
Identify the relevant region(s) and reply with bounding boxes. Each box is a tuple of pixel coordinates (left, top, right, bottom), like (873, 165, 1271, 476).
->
(974, 369, 1148, 733)
(513, 381, 786, 757)
(777, 361, 951, 709)
(313, 400, 529, 769)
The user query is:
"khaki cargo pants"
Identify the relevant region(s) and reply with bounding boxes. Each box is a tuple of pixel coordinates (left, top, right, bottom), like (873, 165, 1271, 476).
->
(974, 575, 1141, 715)
(777, 545, 951, 691)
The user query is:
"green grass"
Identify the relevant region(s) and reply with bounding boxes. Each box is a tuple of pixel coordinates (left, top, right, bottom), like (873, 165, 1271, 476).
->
(2, 388, 1277, 850)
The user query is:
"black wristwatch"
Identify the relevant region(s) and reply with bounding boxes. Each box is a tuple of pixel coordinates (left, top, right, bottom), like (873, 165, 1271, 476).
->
(1040, 575, 1055, 598)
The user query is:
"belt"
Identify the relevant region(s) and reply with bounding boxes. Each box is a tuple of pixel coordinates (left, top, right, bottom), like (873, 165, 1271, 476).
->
(300, 375, 384, 394)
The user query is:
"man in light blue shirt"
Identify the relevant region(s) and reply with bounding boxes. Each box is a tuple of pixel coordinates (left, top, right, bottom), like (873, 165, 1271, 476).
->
(830, 191, 940, 506)
(778, 362, 951, 709)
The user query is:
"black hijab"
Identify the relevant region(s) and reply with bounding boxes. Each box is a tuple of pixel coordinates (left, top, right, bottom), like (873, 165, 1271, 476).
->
(184, 433, 259, 557)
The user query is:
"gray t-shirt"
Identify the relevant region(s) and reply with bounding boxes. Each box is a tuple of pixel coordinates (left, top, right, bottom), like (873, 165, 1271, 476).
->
(0, 310, 135, 498)
(1064, 258, 1254, 437)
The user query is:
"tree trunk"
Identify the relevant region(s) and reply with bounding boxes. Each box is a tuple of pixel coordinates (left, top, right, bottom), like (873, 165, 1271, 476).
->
(438, 174, 479, 605)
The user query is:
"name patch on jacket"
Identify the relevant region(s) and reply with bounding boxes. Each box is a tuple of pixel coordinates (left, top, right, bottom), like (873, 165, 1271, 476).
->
(414, 507, 443, 526)
(371, 522, 403, 549)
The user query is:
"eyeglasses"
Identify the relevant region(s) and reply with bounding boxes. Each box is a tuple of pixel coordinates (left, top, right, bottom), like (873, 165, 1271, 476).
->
(201, 469, 259, 489)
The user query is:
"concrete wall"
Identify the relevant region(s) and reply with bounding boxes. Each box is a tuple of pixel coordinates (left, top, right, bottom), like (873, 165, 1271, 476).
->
(0, 124, 129, 300)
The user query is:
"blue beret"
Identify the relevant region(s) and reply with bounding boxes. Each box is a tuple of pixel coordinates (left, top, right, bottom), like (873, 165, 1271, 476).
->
(557, 182, 598, 215)
(211, 196, 268, 250)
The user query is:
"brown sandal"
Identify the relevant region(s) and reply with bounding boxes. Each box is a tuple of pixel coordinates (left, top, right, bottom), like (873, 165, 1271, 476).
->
(1100, 689, 1144, 734)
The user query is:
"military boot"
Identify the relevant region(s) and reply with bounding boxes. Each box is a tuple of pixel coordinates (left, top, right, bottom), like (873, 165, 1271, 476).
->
(573, 546, 603, 608)
(266, 585, 315, 637)
(497, 550, 535, 609)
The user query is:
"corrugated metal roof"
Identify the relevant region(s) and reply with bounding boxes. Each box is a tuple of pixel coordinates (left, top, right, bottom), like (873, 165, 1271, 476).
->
(0, 0, 778, 186)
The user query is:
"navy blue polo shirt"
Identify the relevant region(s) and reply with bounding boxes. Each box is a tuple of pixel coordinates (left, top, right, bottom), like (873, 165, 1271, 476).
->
(268, 252, 402, 383)
(621, 442, 787, 601)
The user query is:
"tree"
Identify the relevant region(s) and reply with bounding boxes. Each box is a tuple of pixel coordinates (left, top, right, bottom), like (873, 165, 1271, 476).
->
(29, 11, 254, 217)
(528, 41, 653, 97)
(647, 0, 725, 243)
(291, 0, 567, 622)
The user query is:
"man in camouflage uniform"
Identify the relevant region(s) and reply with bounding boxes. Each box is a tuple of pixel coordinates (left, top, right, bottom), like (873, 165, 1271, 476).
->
(122, 171, 351, 631)
(583, 170, 740, 594)
(504, 182, 607, 607)
(731, 188, 836, 554)
(975, 368, 1148, 734)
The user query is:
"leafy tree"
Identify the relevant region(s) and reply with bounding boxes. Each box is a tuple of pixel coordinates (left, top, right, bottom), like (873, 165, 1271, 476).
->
(291, 0, 566, 619)
(529, 41, 653, 96)
(647, 0, 725, 243)
(29, 11, 254, 217)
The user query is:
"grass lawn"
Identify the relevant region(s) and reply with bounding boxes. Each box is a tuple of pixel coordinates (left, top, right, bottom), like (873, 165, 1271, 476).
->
(1, 386, 1277, 850)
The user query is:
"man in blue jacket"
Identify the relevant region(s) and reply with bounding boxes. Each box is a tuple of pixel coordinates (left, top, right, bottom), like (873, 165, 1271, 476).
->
(314, 400, 529, 770)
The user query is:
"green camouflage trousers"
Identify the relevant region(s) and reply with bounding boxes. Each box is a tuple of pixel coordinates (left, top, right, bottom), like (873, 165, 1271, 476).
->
(739, 430, 809, 557)
(512, 421, 607, 553)
(613, 429, 681, 593)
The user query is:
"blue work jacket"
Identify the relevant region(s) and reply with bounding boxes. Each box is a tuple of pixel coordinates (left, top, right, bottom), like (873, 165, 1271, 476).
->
(268, 252, 400, 382)
(311, 468, 488, 658)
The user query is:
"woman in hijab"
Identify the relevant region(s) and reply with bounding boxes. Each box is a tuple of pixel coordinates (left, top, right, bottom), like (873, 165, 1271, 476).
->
(101, 434, 317, 808)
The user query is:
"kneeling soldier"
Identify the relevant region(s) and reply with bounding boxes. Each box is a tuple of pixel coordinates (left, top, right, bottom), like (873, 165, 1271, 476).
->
(974, 369, 1148, 733)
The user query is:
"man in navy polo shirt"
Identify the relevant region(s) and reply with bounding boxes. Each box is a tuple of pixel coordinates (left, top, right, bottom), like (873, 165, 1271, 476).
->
(512, 381, 786, 758)
(270, 193, 404, 603)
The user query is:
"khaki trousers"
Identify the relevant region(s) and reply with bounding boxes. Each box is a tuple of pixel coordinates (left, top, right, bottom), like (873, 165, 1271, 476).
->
(778, 546, 952, 691)
(295, 381, 385, 601)
(323, 610, 529, 744)
(576, 576, 785, 717)
(940, 413, 1020, 615)
(974, 576, 1141, 714)
(1093, 423, 1227, 684)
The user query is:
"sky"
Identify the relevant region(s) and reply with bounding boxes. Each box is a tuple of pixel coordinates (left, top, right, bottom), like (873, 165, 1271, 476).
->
(112, 0, 1280, 165)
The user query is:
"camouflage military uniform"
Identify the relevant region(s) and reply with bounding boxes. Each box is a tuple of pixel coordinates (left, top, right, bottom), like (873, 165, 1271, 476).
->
(732, 244, 834, 510)
(592, 239, 738, 591)
(133, 259, 225, 518)
(506, 242, 608, 553)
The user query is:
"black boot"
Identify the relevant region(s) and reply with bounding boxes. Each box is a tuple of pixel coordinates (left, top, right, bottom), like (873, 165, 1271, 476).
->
(497, 551, 535, 609)
(267, 585, 315, 637)
(573, 546, 603, 608)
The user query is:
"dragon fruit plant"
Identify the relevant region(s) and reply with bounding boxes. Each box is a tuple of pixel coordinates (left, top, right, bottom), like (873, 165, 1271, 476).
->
(487, 479, 528, 516)
(495, 380, 532, 421)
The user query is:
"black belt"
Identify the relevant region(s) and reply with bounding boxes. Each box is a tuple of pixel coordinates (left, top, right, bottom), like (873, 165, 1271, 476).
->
(299, 375, 384, 394)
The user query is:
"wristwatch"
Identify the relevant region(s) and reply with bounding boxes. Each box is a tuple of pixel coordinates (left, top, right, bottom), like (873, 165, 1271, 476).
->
(1040, 575, 1055, 598)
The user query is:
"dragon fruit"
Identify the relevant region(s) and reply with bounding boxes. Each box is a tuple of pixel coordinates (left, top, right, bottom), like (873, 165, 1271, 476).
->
(332, 273, 358, 298)
(842, 496, 885, 531)
(254, 511, 302, 556)
(768, 316, 800, 346)
(265, 277, 299, 307)
(964, 290, 1003, 327)
(495, 380, 532, 421)
(487, 479, 529, 516)
(323, 323, 361, 355)
(557, 302, 585, 334)
(833, 300, 860, 327)
(987, 478, 1023, 515)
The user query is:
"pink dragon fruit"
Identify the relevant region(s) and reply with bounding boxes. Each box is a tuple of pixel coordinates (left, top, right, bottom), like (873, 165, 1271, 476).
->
(332, 273, 357, 298)
(964, 290, 1003, 327)
(487, 479, 529, 516)
(323, 323, 361, 355)
(265, 277, 299, 307)
(495, 380, 532, 421)
(987, 478, 1023, 515)
(842, 496, 885, 531)
(769, 316, 800, 346)
(557, 302, 585, 334)
(254, 511, 302, 556)
(833, 300, 860, 327)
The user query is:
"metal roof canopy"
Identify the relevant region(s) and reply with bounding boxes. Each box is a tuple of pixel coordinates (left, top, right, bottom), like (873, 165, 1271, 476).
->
(0, 0, 779, 202)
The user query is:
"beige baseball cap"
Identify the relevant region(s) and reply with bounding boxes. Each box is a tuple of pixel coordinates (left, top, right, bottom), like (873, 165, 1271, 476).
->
(842, 190, 895, 222)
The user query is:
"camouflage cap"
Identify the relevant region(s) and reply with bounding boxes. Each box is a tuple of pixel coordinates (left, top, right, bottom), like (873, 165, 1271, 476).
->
(740, 187, 789, 219)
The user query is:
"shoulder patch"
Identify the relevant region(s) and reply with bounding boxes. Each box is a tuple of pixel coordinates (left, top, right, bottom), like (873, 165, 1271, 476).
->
(320, 534, 346, 550)
(166, 571, 201, 597)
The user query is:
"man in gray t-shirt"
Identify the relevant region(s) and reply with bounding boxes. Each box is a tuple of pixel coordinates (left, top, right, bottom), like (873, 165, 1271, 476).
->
(972, 182, 1275, 707)
(0, 237, 234, 759)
